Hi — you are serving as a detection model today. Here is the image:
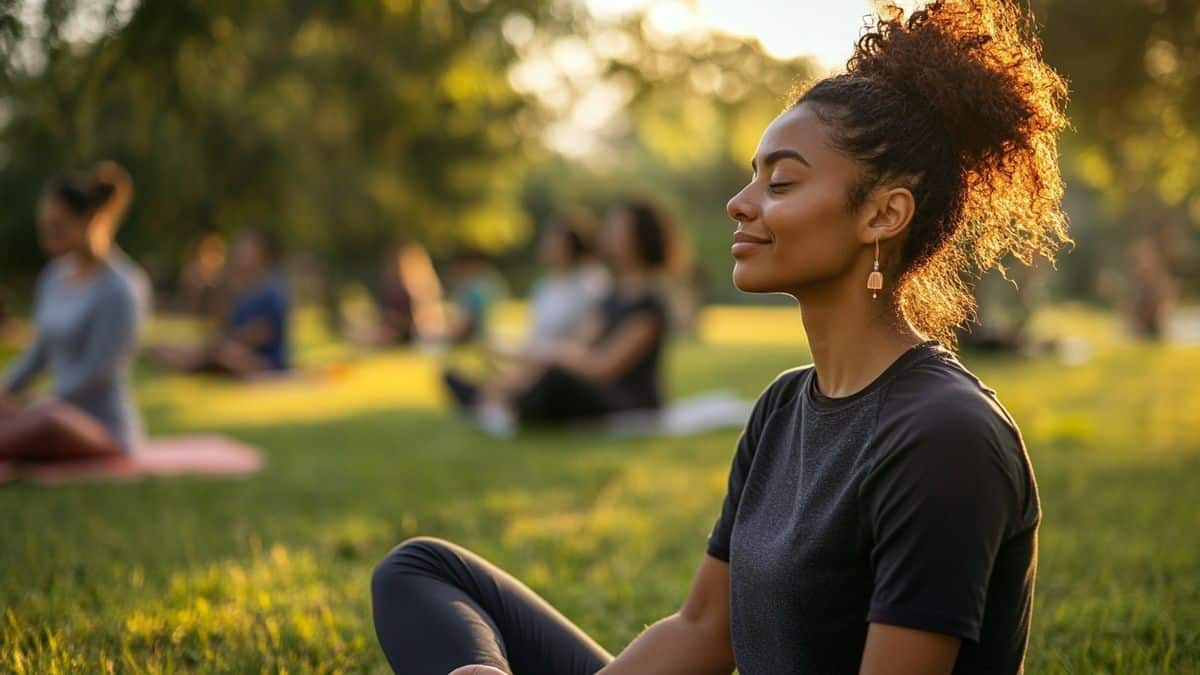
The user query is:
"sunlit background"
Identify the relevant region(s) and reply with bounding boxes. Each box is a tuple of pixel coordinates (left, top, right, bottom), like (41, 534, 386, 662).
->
(2, 0, 1199, 672)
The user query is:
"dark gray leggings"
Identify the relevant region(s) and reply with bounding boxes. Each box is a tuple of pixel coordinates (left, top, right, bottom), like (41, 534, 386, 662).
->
(371, 536, 615, 675)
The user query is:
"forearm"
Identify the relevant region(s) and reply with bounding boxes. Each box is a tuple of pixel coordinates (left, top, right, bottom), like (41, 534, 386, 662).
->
(597, 613, 734, 675)
(229, 320, 274, 348)
(3, 342, 46, 394)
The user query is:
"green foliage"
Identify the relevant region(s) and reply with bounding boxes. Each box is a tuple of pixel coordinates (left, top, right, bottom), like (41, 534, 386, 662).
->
(1, 305, 1198, 672)
(517, 17, 815, 301)
(0, 0, 552, 282)
(1033, 0, 1200, 293)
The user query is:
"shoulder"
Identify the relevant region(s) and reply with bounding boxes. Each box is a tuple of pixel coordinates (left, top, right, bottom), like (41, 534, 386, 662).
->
(110, 251, 153, 308)
(869, 350, 1030, 492)
(269, 274, 290, 301)
(747, 365, 811, 427)
(880, 349, 1019, 442)
(97, 263, 139, 311)
(629, 288, 670, 315)
(251, 275, 290, 306)
(763, 365, 811, 404)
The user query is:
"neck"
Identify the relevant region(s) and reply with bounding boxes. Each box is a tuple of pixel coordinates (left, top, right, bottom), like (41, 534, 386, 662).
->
(66, 247, 105, 279)
(793, 272, 925, 399)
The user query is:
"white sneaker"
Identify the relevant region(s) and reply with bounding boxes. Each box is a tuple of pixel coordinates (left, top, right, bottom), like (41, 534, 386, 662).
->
(475, 403, 516, 439)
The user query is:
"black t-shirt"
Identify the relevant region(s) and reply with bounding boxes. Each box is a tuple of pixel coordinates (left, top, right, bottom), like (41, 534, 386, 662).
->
(591, 289, 668, 410)
(707, 340, 1039, 674)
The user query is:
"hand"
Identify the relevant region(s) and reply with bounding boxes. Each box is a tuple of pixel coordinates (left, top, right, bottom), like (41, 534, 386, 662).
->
(447, 666, 508, 675)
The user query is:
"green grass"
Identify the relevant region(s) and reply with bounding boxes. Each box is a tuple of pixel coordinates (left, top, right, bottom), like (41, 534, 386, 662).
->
(2, 304, 1198, 674)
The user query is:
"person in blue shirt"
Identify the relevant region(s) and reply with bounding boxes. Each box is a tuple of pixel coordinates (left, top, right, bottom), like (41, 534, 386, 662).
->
(151, 229, 291, 377)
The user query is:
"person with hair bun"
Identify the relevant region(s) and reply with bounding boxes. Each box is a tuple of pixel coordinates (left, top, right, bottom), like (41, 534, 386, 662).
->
(371, 2, 1069, 673)
(1, 162, 148, 460)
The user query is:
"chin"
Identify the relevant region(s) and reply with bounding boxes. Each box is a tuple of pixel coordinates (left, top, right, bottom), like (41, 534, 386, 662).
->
(732, 265, 781, 294)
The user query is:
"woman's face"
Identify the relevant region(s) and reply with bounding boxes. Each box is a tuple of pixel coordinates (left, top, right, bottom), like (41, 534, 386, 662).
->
(726, 103, 866, 296)
(537, 227, 571, 269)
(601, 208, 638, 270)
(36, 196, 90, 259)
(230, 236, 267, 284)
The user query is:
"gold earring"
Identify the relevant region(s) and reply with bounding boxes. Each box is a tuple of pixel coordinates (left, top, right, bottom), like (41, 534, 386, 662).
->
(867, 236, 883, 299)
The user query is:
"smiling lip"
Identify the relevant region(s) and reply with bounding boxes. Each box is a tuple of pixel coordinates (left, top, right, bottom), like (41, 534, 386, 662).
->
(733, 231, 772, 245)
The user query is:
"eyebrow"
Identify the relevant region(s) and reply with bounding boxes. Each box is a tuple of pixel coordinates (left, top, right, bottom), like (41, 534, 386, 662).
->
(751, 148, 811, 173)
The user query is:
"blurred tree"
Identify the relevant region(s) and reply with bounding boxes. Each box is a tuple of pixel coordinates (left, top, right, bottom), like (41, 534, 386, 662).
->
(1034, 0, 1200, 299)
(511, 12, 815, 302)
(0, 0, 559, 326)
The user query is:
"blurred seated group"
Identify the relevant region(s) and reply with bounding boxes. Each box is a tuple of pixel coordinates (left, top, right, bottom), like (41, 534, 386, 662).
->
(1, 161, 694, 464)
(348, 244, 511, 349)
(348, 243, 447, 347)
(442, 200, 678, 436)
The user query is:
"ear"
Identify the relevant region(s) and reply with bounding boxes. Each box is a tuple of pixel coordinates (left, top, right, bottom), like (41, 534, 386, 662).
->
(857, 186, 915, 246)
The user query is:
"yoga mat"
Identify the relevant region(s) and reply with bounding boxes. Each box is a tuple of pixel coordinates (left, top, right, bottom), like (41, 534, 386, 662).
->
(0, 435, 264, 486)
(594, 390, 754, 438)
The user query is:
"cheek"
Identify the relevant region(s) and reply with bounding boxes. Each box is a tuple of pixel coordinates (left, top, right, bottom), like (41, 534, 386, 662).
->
(733, 187, 857, 292)
(770, 200, 847, 262)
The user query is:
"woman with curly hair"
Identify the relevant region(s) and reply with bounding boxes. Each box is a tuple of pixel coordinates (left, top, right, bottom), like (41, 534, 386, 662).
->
(371, 1, 1070, 672)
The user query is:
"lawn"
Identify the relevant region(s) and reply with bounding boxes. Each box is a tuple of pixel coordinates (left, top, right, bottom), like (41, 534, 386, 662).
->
(2, 304, 1198, 674)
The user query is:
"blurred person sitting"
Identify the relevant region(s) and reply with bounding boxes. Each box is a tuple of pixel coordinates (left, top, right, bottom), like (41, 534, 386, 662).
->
(1128, 237, 1178, 340)
(349, 241, 446, 347)
(1, 162, 148, 461)
(525, 215, 611, 350)
(443, 199, 676, 434)
(150, 229, 291, 377)
(488, 214, 610, 359)
(173, 232, 228, 318)
(439, 248, 509, 345)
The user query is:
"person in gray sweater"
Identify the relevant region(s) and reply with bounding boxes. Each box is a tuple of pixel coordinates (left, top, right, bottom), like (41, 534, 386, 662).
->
(0, 162, 147, 459)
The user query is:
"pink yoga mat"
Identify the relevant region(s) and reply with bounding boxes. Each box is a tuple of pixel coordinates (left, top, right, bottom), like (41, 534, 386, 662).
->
(0, 435, 265, 486)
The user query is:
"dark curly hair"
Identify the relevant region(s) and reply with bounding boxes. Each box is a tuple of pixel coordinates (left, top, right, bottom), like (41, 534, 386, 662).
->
(794, 0, 1071, 347)
(614, 199, 676, 271)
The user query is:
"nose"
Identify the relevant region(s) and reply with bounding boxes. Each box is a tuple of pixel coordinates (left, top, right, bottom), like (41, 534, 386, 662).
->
(727, 183, 758, 224)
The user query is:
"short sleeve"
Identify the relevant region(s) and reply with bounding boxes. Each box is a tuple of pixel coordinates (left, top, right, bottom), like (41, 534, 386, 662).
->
(861, 405, 1025, 641)
(627, 294, 667, 328)
(705, 372, 794, 562)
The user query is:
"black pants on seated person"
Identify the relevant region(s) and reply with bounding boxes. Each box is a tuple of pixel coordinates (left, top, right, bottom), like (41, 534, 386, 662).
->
(371, 536, 613, 675)
(515, 366, 627, 424)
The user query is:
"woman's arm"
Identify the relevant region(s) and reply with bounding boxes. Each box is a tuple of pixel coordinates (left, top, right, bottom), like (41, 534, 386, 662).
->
(551, 314, 659, 382)
(3, 333, 48, 395)
(859, 623, 960, 675)
(595, 553, 735, 675)
(3, 271, 53, 395)
(228, 316, 276, 348)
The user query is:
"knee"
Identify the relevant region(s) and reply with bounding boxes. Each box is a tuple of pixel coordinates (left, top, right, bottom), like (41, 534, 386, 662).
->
(371, 536, 456, 596)
(27, 403, 68, 439)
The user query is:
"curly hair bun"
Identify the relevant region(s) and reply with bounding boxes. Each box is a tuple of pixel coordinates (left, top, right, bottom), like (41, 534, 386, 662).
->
(848, 0, 1068, 172)
(795, 0, 1072, 347)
